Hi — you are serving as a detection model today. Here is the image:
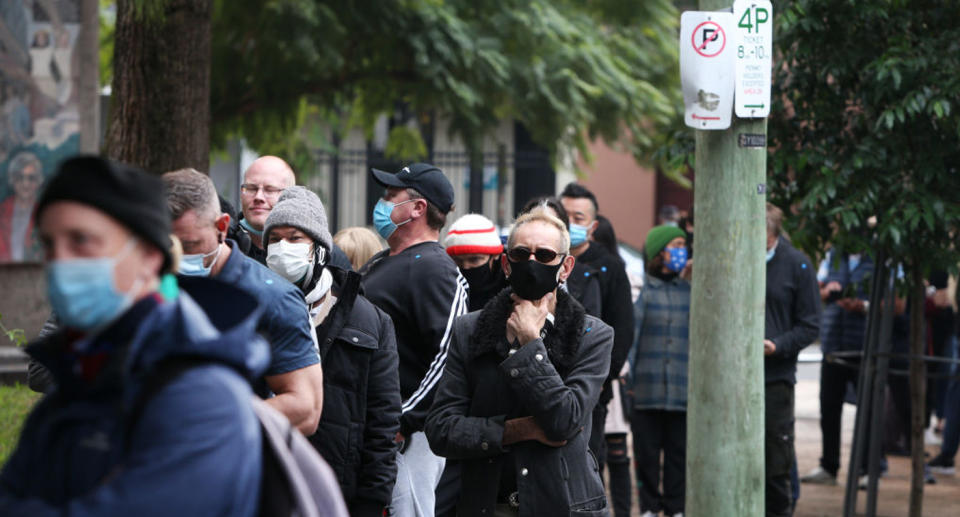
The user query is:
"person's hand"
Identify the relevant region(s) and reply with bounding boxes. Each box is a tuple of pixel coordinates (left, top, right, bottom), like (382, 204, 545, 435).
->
(820, 281, 842, 301)
(763, 339, 777, 356)
(837, 298, 866, 313)
(508, 293, 552, 345)
(680, 258, 694, 281)
(504, 416, 567, 447)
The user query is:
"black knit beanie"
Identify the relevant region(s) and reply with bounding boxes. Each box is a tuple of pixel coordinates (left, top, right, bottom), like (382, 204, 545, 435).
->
(35, 155, 173, 271)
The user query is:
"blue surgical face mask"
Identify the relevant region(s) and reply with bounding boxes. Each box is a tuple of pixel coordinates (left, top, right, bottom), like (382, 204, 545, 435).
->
(569, 223, 589, 248)
(666, 246, 688, 273)
(178, 243, 222, 277)
(372, 199, 413, 240)
(46, 239, 143, 332)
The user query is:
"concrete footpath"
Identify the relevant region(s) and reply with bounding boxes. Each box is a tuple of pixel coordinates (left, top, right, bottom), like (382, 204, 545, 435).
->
(612, 356, 959, 516)
(793, 361, 959, 517)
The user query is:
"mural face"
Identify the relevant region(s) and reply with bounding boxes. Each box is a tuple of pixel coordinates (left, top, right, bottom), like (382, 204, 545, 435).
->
(0, 0, 83, 262)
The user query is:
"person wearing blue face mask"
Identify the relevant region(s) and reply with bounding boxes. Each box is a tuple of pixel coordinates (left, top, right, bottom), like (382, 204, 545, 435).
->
(361, 163, 468, 517)
(163, 168, 324, 436)
(2, 156, 268, 516)
(762, 203, 820, 516)
(560, 183, 634, 485)
(624, 225, 691, 517)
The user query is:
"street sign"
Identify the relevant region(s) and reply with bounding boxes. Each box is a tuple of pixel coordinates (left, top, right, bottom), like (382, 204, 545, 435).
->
(680, 11, 735, 130)
(733, 0, 773, 118)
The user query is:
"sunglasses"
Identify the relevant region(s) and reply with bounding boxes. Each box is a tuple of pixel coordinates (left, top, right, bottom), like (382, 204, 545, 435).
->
(506, 246, 565, 264)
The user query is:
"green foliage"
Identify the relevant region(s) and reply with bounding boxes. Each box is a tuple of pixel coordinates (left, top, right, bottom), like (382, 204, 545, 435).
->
(208, 0, 684, 177)
(0, 315, 27, 348)
(0, 384, 41, 467)
(99, 1, 116, 87)
(769, 0, 960, 274)
(384, 126, 428, 162)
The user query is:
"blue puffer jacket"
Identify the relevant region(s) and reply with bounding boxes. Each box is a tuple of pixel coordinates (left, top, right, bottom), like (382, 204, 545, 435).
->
(0, 278, 270, 517)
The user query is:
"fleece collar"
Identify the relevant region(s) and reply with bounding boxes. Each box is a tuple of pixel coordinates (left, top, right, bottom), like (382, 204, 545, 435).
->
(471, 287, 585, 376)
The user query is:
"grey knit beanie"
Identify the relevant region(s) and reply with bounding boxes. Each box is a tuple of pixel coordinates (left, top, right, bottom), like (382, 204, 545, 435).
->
(263, 186, 333, 252)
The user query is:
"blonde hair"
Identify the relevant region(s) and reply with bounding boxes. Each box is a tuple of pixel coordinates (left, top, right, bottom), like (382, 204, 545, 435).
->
(508, 207, 570, 253)
(334, 227, 384, 271)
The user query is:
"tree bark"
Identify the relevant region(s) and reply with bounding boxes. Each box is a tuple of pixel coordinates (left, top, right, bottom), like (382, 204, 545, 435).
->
(908, 266, 926, 517)
(78, 0, 100, 153)
(103, 0, 211, 174)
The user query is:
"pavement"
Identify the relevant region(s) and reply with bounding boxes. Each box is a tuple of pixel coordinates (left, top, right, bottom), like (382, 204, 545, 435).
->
(793, 360, 960, 517)
(611, 349, 960, 516)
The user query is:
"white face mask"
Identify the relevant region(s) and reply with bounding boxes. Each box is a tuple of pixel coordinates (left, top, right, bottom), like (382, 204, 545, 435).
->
(266, 240, 313, 284)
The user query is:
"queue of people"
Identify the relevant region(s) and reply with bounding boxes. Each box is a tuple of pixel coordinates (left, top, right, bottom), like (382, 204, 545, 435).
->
(3, 155, 850, 517)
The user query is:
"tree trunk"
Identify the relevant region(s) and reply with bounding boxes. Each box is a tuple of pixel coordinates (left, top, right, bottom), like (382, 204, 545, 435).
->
(908, 266, 926, 517)
(103, 0, 211, 174)
(77, 0, 100, 153)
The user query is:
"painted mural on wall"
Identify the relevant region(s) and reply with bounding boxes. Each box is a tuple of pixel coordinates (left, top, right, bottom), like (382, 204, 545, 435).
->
(0, 0, 83, 262)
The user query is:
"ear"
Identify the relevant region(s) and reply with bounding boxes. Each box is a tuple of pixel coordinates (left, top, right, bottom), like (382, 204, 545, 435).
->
(411, 198, 428, 218)
(215, 213, 231, 242)
(500, 253, 511, 278)
(587, 220, 599, 236)
(558, 254, 576, 282)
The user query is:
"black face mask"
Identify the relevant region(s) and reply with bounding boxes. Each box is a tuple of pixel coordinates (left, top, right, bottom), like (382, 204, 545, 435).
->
(507, 258, 563, 301)
(461, 262, 506, 311)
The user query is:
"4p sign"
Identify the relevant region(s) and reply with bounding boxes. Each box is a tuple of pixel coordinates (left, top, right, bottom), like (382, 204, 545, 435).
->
(680, 11, 735, 130)
(733, 0, 773, 118)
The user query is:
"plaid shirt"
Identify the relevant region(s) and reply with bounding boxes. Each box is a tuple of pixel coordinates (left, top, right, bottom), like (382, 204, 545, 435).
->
(627, 273, 691, 411)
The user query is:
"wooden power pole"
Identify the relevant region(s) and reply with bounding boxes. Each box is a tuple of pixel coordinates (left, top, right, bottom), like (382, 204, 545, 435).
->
(686, 0, 767, 514)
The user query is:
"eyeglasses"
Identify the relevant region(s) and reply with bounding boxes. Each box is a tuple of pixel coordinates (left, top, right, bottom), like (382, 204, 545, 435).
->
(240, 183, 285, 198)
(12, 174, 41, 183)
(506, 246, 564, 264)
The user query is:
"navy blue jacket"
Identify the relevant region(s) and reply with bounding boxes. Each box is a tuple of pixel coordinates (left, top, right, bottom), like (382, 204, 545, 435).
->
(819, 251, 873, 353)
(0, 279, 269, 517)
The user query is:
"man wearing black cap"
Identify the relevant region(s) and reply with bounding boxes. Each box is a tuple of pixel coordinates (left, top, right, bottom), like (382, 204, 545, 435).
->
(0, 156, 268, 516)
(360, 163, 469, 517)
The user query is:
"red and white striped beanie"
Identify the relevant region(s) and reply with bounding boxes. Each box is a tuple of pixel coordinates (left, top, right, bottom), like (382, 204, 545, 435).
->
(444, 213, 504, 256)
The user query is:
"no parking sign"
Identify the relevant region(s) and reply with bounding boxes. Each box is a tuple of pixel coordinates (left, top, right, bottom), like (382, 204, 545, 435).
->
(680, 11, 735, 130)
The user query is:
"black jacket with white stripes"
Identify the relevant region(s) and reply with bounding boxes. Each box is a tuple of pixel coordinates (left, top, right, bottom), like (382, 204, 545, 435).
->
(360, 240, 469, 437)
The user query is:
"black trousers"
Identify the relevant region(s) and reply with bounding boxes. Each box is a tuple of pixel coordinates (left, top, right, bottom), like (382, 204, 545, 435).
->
(606, 433, 632, 517)
(819, 360, 860, 475)
(631, 409, 686, 515)
(765, 381, 795, 517)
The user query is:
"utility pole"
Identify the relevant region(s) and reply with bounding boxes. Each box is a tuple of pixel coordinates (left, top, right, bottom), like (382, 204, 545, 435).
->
(686, 0, 767, 514)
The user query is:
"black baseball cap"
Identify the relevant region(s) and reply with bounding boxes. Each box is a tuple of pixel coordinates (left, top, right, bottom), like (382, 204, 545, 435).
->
(370, 163, 454, 213)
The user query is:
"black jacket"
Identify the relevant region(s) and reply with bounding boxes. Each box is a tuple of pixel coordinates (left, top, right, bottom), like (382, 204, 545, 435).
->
(361, 241, 469, 437)
(426, 289, 613, 517)
(309, 267, 401, 516)
(577, 243, 634, 401)
(566, 261, 603, 317)
(764, 237, 820, 384)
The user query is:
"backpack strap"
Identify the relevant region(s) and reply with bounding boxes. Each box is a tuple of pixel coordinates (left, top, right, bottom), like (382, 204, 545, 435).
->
(123, 356, 216, 453)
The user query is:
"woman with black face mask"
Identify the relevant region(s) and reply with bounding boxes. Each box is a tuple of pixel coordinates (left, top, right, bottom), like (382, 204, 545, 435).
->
(444, 213, 508, 312)
(426, 207, 614, 517)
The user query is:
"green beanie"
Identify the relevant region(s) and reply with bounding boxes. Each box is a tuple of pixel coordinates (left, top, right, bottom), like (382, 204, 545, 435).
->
(645, 225, 687, 260)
